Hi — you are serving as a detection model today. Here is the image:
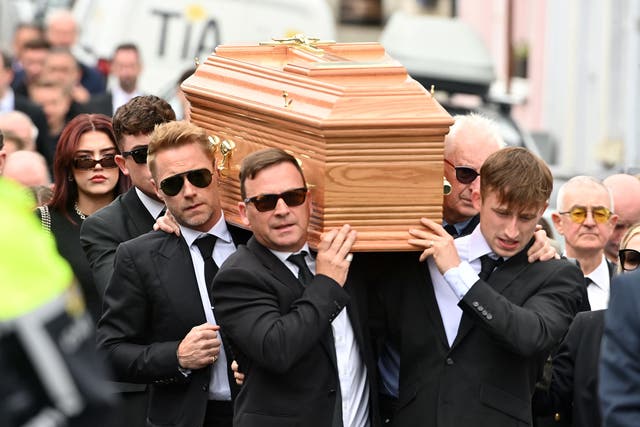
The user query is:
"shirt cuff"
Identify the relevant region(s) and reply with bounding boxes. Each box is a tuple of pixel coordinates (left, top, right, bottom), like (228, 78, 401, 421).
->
(178, 366, 192, 377)
(443, 261, 480, 300)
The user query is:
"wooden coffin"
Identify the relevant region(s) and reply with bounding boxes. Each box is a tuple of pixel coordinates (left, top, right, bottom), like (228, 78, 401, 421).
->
(182, 37, 453, 251)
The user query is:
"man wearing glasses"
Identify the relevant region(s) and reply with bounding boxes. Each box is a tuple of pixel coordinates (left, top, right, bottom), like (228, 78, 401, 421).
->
(97, 121, 251, 427)
(80, 95, 176, 426)
(211, 148, 378, 427)
(551, 176, 618, 310)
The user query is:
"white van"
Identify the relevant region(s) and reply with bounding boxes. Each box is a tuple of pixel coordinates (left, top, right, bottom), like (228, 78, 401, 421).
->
(71, 0, 336, 95)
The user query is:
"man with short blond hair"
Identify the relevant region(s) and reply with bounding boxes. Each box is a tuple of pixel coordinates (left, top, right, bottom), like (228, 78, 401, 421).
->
(98, 120, 251, 427)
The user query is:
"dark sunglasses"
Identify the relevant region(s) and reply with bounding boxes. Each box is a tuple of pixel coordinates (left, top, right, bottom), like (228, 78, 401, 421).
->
(73, 154, 118, 170)
(559, 206, 612, 224)
(122, 145, 148, 164)
(619, 249, 640, 272)
(244, 187, 308, 212)
(444, 159, 480, 184)
(160, 168, 213, 196)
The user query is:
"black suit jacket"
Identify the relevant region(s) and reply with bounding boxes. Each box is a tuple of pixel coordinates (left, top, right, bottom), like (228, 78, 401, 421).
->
(97, 224, 251, 427)
(381, 242, 583, 427)
(80, 187, 156, 298)
(533, 310, 605, 427)
(211, 237, 380, 427)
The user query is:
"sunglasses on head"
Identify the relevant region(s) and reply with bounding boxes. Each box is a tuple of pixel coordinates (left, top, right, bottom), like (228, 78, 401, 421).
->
(444, 159, 480, 184)
(160, 168, 213, 196)
(122, 145, 148, 164)
(619, 248, 640, 272)
(559, 206, 612, 224)
(244, 187, 308, 212)
(73, 154, 118, 170)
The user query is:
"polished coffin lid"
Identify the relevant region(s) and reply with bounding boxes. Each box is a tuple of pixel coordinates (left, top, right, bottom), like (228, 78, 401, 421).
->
(182, 37, 453, 251)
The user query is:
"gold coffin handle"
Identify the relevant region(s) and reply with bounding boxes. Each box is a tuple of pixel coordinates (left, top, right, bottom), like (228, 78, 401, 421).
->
(208, 135, 236, 177)
(218, 139, 236, 177)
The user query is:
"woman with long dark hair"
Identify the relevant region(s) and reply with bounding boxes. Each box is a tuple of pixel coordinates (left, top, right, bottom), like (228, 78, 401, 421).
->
(37, 114, 129, 322)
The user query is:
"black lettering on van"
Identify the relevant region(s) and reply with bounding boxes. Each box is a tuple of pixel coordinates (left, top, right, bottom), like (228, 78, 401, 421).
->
(151, 9, 181, 57)
(196, 19, 220, 58)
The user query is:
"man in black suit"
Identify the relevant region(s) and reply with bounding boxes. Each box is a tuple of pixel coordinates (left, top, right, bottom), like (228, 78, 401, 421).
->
(212, 148, 379, 427)
(80, 95, 175, 427)
(85, 43, 144, 117)
(383, 147, 582, 427)
(81, 95, 174, 296)
(599, 268, 640, 427)
(0, 50, 49, 159)
(97, 121, 251, 427)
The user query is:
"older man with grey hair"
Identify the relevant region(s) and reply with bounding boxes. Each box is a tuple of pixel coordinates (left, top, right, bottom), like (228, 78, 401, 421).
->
(552, 176, 618, 310)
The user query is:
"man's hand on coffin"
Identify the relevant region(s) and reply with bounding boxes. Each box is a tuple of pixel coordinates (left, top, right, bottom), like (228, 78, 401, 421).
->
(409, 217, 461, 273)
(315, 224, 357, 287)
(153, 209, 181, 236)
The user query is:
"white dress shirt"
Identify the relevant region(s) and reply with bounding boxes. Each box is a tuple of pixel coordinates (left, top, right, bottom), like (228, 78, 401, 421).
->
(180, 213, 236, 401)
(271, 246, 370, 427)
(585, 255, 611, 310)
(135, 187, 164, 220)
(429, 225, 497, 347)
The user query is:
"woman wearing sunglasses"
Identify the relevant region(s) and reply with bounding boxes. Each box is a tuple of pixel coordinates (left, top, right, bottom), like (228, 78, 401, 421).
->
(534, 223, 640, 427)
(36, 114, 129, 322)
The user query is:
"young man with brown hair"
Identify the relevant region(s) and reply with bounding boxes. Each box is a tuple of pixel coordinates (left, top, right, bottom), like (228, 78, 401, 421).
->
(382, 147, 583, 427)
(80, 95, 175, 427)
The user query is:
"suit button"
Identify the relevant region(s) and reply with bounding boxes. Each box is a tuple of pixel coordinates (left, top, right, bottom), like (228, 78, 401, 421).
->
(445, 357, 454, 365)
(202, 384, 208, 391)
(472, 301, 479, 307)
(486, 313, 493, 320)
(477, 305, 484, 311)
(328, 388, 336, 395)
(482, 310, 488, 316)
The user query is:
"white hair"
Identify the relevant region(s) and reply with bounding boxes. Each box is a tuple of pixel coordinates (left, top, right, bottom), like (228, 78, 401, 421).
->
(556, 175, 614, 212)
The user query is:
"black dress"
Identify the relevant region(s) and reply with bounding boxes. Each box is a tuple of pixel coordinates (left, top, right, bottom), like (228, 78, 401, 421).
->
(37, 204, 102, 324)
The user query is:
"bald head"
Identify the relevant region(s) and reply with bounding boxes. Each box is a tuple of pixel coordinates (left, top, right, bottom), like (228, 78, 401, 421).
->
(442, 114, 504, 224)
(603, 173, 640, 262)
(3, 150, 51, 187)
(0, 111, 37, 151)
(45, 10, 77, 48)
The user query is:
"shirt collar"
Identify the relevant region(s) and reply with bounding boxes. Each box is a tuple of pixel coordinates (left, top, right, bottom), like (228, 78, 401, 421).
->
(135, 187, 165, 219)
(0, 88, 15, 113)
(180, 211, 231, 247)
(585, 255, 611, 291)
(270, 243, 312, 265)
(443, 216, 475, 235)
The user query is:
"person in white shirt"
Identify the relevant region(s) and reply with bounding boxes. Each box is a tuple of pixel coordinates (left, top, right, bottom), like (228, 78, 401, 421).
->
(552, 176, 618, 309)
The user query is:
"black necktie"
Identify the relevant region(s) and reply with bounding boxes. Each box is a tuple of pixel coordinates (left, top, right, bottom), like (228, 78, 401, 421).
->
(195, 235, 218, 290)
(479, 254, 503, 281)
(444, 224, 458, 237)
(287, 251, 314, 287)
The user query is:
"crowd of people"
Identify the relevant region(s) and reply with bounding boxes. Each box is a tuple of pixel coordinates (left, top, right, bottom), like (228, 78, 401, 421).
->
(2, 8, 640, 427)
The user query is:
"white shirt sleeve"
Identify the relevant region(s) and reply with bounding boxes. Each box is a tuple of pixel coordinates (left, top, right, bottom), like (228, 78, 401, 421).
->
(443, 261, 481, 300)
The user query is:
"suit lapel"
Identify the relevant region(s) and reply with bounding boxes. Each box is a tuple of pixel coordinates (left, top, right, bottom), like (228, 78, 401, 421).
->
(451, 244, 531, 350)
(416, 258, 449, 349)
(154, 233, 207, 328)
(247, 238, 339, 369)
(121, 188, 156, 236)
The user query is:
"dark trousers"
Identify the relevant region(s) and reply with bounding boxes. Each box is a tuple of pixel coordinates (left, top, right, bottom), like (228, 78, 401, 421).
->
(114, 390, 148, 427)
(203, 400, 233, 427)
